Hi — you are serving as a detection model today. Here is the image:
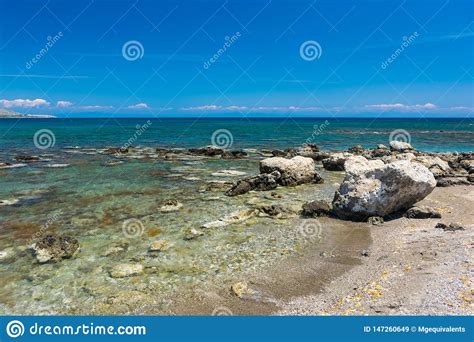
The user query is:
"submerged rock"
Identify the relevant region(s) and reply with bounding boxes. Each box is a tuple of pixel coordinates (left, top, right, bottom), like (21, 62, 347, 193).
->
(159, 200, 183, 212)
(188, 145, 224, 157)
(435, 222, 465, 231)
(109, 263, 144, 278)
(149, 240, 170, 252)
(201, 209, 258, 229)
(260, 156, 323, 186)
(30, 233, 79, 263)
(405, 206, 442, 219)
(257, 205, 293, 218)
(332, 158, 436, 220)
(230, 281, 257, 299)
(183, 228, 204, 240)
(301, 200, 332, 217)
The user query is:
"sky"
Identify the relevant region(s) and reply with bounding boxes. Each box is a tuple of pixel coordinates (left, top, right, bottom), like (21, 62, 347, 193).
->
(0, 0, 473, 118)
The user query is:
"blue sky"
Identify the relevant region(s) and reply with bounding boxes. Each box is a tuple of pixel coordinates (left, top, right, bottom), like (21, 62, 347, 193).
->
(0, 0, 473, 117)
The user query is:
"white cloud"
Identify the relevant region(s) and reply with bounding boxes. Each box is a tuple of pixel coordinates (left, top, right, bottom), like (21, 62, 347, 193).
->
(56, 100, 73, 108)
(364, 103, 438, 111)
(127, 103, 149, 109)
(0, 98, 50, 108)
(75, 105, 114, 111)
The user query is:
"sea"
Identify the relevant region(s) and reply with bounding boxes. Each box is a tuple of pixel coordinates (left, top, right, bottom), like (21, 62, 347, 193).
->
(0, 117, 472, 315)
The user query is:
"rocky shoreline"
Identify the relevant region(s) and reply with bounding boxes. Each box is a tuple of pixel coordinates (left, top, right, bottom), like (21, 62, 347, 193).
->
(0, 141, 472, 315)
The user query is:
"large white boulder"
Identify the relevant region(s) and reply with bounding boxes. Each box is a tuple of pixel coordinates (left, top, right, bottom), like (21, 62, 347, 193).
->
(260, 156, 322, 186)
(332, 157, 436, 220)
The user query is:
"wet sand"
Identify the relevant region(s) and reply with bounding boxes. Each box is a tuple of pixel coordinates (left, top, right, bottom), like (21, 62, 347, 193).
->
(165, 186, 472, 316)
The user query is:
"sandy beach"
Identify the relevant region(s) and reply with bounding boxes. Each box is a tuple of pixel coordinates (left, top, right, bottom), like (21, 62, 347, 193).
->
(164, 186, 472, 316)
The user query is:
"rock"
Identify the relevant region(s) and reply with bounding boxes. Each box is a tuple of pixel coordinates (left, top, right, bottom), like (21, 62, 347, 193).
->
(0, 162, 27, 169)
(332, 158, 436, 220)
(211, 170, 247, 177)
(391, 153, 415, 162)
(377, 144, 388, 149)
(201, 209, 258, 229)
(0, 198, 20, 206)
(260, 156, 323, 186)
(405, 206, 441, 219)
(100, 241, 129, 257)
(370, 148, 392, 158)
(0, 248, 14, 263)
(271, 150, 287, 157)
(361, 249, 370, 257)
(436, 177, 470, 187)
(347, 145, 365, 154)
(109, 263, 144, 278)
(322, 153, 353, 171)
(257, 205, 292, 218)
(105, 147, 129, 154)
(435, 222, 465, 231)
(230, 281, 256, 299)
(104, 160, 124, 167)
(390, 141, 414, 152)
(344, 156, 384, 172)
(159, 200, 183, 212)
(14, 155, 41, 162)
(301, 200, 332, 217)
(30, 233, 79, 263)
(460, 159, 474, 173)
(297, 144, 320, 157)
(367, 216, 384, 225)
(188, 146, 224, 157)
(225, 172, 280, 196)
(149, 240, 170, 252)
(221, 150, 247, 159)
(313, 151, 332, 161)
(183, 228, 204, 240)
(414, 156, 451, 177)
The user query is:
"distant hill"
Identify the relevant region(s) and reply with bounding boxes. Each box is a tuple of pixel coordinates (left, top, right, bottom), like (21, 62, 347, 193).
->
(0, 109, 56, 118)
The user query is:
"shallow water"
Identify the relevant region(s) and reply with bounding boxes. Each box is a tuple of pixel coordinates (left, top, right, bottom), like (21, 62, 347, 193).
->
(0, 148, 342, 315)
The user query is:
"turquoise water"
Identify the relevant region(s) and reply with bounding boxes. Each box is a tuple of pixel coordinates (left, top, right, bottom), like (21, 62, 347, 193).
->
(0, 118, 472, 315)
(0, 118, 473, 152)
